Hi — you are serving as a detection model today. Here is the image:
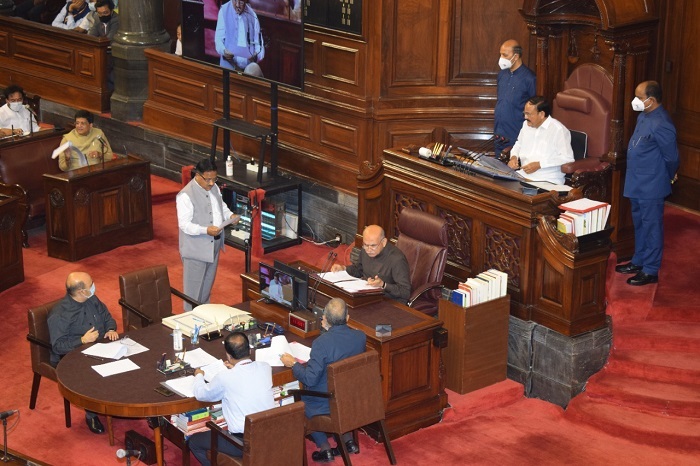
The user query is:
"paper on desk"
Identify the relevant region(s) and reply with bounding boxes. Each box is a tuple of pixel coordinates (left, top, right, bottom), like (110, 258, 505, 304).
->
(255, 335, 311, 367)
(175, 347, 219, 368)
(524, 181, 572, 192)
(120, 337, 149, 357)
(200, 359, 227, 382)
(162, 375, 195, 398)
(83, 341, 128, 360)
(334, 280, 381, 293)
(317, 271, 357, 283)
(91, 358, 140, 377)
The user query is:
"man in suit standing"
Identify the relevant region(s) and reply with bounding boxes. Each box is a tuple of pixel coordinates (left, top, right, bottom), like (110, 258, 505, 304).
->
(177, 158, 240, 309)
(616, 81, 679, 286)
(280, 298, 366, 463)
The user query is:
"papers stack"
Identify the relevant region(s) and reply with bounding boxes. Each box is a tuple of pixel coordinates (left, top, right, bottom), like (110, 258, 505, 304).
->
(449, 269, 508, 308)
(82, 338, 148, 360)
(317, 271, 382, 293)
(557, 198, 611, 236)
(255, 335, 311, 367)
(162, 304, 252, 338)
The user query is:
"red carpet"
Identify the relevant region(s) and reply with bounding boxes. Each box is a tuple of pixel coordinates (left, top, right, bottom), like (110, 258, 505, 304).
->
(1, 184, 698, 465)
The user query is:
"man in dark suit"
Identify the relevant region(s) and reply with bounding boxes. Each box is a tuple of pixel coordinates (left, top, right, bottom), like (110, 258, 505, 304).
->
(280, 298, 366, 463)
(616, 81, 679, 286)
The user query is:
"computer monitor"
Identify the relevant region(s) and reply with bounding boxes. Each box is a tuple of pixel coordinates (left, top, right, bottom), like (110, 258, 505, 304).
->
(258, 262, 295, 311)
(274, 260, 309, 310)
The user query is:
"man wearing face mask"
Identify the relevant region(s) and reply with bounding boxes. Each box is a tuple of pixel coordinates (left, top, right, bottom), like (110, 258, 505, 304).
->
(48, 271, 118, 434)
(615, 81, 679, 286)
(494, 39, 536, 157)
(87, 0, 119, 39)
(0, 85, 40, 136)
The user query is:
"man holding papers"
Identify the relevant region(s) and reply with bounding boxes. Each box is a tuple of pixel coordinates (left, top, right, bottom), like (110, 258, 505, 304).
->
(177, 158, 241, 309)
(331, 224, 411, 303)
(47, 271, 118, 434)
(188, 332, 275, 465)
(281, 298, 366, 463)
(57, 110, 113, 171)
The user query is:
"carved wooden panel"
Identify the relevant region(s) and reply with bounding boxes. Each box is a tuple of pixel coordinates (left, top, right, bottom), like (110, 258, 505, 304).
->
(77, 52, 96, 78)
(541, 260, 563, 305)
(304, 37, 317, 76)
(439, 209, 472, 270)
(387, 0, 438, 86)
(277, 107, 314, 141)
(14, 36, 74, 72)
(94, 188, 122, 233)
(388, 341, 431, 400)
(319, 118, 359, 154)
(483, 225, 521, 289)
(320, 42, 360, 85)
(152, 70, 209, 110)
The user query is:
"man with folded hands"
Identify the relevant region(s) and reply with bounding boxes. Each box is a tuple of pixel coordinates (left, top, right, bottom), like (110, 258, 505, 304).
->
(47, 271, 118, 435)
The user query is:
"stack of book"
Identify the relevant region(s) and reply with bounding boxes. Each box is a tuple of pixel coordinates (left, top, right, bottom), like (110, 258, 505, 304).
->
(170, 405, 225, 437)
(274, 381, 300, 406)
(556, 198, 611, 236)
(448, 269, 508, 308)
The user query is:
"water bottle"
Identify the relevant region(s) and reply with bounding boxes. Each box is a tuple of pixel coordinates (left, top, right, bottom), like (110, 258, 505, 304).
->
(173, 324, 183, 352)
(226, 155, 233, 177)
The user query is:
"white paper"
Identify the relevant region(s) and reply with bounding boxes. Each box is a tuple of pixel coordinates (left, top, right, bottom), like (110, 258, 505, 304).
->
(525, 181, 573, 192)
(91, 359, 140, 377)
(52, 141, 72, 159)
(162, 305, 251, 337)
(120, 337, 149, 357)
(162, 375, 196, 398)
(255, 335, 310, 367)
(317, 271, 358, 283)
(317, 271, 380, 292)
(201, 359, 228, 382)
(83, 341, 128, 360)
(218, 215, 239, 229)
(175, 347, 219, 368)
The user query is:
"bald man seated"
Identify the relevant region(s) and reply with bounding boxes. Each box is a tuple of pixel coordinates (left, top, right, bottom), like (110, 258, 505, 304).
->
(47, 271, 118, 434)
(331, 225, 411, 303)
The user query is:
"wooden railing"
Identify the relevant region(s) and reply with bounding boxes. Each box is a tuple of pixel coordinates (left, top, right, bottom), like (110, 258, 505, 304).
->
(0, 16, 112, 113)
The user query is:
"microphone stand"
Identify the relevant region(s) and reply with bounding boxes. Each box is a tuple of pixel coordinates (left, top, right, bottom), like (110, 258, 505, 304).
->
(99, 138, 105, 170)
(2, 418, 11, 463)
(309, 252, 336, 316)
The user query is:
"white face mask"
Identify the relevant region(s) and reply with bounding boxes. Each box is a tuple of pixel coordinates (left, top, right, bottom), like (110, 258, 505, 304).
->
(9, 102, 23, 112)
(498, 56, 513, 70)
(84, 282, 96, 298)
(88, 1, 96, 11)
(631, 96, 650, 112)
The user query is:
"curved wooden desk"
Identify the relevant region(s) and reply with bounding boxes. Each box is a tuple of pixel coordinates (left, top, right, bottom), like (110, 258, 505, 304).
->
(56, 321, 294, 465)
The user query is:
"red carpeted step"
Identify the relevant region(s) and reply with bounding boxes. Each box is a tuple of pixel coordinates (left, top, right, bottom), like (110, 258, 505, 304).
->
(613, 322, 700, 353)
(566, 396, 700, 450)
(605, 349, 700, 385)
(583, 373, 700, 418)
(646, 306, 700, 323)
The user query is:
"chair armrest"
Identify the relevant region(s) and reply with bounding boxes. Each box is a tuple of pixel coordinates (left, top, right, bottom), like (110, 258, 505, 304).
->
(407, 282, 444, 307)
(561, 157, 604, 174)
(207, 420, 244, 466)
(26, 334, 52, 350)
(288, 389, 332, 403)
(118, 298, 154, 325)
(170, 287, 202, 308)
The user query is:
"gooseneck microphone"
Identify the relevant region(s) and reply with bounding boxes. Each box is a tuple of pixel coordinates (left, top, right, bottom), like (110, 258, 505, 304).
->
(0, 410, 18, 420)
(24, 105, 37, 136)
(309, 251, 337, 315)
(96, 135, 107, 170)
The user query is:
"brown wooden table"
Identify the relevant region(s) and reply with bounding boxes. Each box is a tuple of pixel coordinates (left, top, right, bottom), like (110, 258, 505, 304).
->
(56, 308, 300, 466)
(0, 193, 24, 292)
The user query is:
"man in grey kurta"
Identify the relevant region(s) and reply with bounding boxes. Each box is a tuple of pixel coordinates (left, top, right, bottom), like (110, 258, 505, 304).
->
(176, 159, 239, 310)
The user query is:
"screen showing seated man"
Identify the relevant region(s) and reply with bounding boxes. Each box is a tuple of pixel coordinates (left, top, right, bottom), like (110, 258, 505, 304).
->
(259, 263, 294, 308)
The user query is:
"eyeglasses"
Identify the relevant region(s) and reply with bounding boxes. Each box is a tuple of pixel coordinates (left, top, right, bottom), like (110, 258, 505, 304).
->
(197, 173, 218, 184)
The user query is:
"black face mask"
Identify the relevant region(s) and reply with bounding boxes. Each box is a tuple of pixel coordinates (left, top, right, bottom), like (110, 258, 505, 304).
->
(99, 13, 112, 23)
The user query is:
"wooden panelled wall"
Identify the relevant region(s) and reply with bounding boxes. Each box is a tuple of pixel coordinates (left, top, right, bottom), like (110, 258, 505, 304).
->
(144, 0, 532, 194)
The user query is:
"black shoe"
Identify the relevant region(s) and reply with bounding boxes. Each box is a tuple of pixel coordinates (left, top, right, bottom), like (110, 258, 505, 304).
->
(311, 449, 334, 463)
(627, 271, 658, 286)
(86, 416, 104, 434)
(332, 440, 360, 456)
(615, 263, 642, 274)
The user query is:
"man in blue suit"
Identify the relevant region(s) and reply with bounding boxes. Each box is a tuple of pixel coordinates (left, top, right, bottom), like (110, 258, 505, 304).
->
(616, 81, 679, 286)
(280, 298, 366, 463)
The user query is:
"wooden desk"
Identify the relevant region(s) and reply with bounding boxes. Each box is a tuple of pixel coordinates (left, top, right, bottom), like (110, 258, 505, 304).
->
(0, 193, 24, 292)
(241, 267, 448, 439)
(357, 148, 611, 336)
(42, 156, 154, 261)
(56, 314, 299, 466)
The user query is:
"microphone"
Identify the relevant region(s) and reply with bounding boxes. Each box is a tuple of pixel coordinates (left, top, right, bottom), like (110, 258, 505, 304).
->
(116, 449, 141, 459)
(0, 410, 18, 420)
(23, 104, 38, 119)
(24, 105, 37, 137)
(96, 135, 106, 170)
(309, 251, 337, 315)
(96, 135, 106, 146)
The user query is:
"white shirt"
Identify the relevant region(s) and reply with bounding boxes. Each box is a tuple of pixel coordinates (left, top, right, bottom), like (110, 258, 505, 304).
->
(511, 116, 574, 184)
(176, 182, 233, 236)
(0, 104, 40, 134)
(193, 359, 275, 434)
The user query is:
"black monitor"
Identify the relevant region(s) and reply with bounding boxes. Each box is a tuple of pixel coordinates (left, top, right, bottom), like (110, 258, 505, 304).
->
(259, 262, 296, 311)
(274, 260, 309, 310)
(180, 0, 304, 90)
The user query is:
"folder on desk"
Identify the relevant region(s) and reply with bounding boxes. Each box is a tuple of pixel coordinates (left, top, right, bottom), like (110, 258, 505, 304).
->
(162, 304, 252, 337)
(315, 271, 383, 295)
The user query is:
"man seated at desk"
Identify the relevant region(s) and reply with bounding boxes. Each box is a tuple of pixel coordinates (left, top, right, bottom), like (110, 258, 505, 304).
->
(189, 331, 275, 465)
(331, 225, 411, 303)
(281, 298, 366, 463)
(47, 271, 119, 435)
(507, 96, 574, 185)
(58, 109, 113, 171)
(87, 0, 119, 39)
(0, 85, 40, 137)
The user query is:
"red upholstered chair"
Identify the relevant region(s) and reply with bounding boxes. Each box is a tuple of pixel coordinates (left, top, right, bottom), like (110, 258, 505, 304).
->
(552, 64, 613, 201)
(290, 351, 396, 466)
(27, 299, 71, 428)
(119, 264, 201, 331)
(206, 402, 306, 466)
(395, 208, 449, 316)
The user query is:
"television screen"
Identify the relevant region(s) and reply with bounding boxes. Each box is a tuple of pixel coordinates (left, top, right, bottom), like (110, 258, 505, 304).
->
(274, 260, 309, 310)
(259, 262, 295, 310)
(181, 0, 304, 89)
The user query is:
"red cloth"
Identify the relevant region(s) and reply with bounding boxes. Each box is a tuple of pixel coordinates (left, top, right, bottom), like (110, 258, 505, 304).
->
(248, 188, 266, 260)
(181, 165, 194, 187)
